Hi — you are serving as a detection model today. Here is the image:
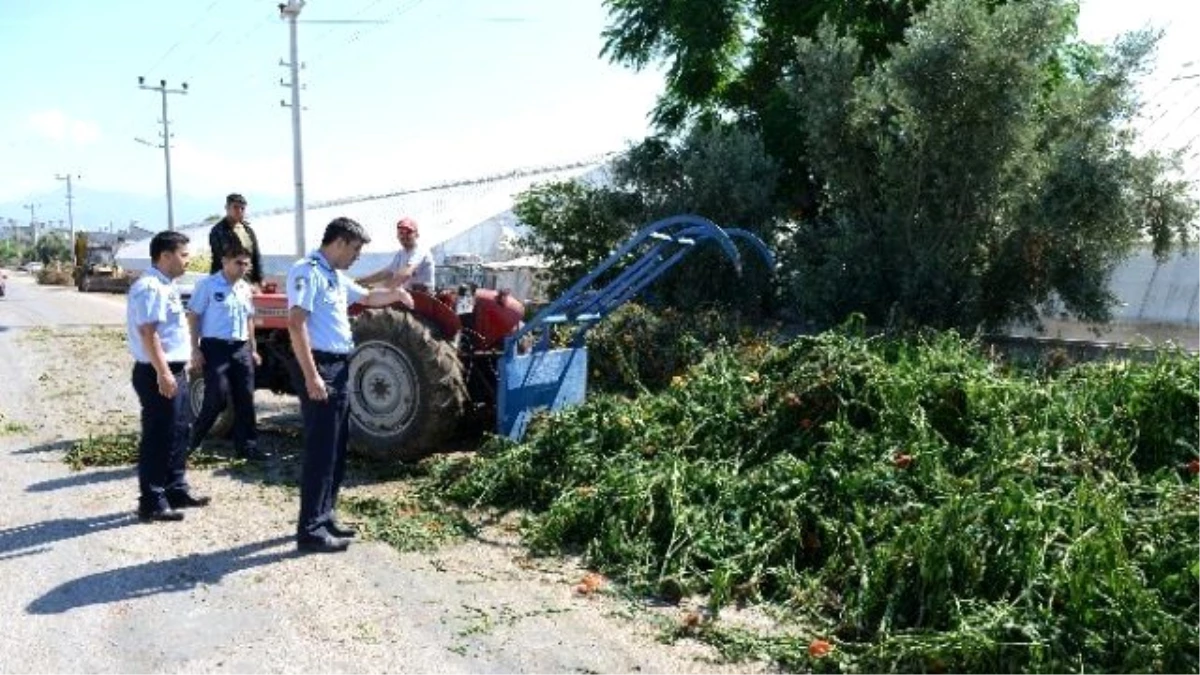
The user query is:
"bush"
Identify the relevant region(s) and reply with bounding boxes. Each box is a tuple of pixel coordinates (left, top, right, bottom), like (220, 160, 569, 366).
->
(36, 266, 74, 286)
(186, 252, 212, 274)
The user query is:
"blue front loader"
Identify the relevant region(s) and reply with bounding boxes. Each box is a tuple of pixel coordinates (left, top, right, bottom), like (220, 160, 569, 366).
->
(495, 215, 775, 441)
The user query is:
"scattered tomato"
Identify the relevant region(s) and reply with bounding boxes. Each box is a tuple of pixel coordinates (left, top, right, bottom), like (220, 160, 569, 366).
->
(808, 638, 833, 658)
(574, 571, 605, 596)
(680, 610, 702, 629)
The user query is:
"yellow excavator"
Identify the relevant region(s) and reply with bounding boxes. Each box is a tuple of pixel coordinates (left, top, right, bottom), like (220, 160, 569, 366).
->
(73, 233, 130, 293)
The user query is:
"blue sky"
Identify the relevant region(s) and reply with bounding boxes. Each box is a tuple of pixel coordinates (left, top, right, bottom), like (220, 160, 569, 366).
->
(0, 0, 1195, 231)
(0, 0, 665, 227)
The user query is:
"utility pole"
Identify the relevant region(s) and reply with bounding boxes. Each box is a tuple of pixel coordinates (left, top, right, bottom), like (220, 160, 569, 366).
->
(22, 203, 38, 247)
(280, 0, 307, 256)
(54, 173, 79, 245)
(137, 77, 188, 231)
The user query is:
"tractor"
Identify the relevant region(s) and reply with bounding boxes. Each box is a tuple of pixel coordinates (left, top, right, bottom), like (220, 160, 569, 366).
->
(191, 215, 774, 462)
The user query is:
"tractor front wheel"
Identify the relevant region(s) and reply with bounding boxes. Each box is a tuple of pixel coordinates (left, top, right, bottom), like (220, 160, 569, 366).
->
(348, 308, 467, 462)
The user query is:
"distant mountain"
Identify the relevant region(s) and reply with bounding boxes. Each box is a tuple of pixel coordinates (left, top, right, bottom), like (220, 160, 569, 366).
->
(0, 186, 291, 234)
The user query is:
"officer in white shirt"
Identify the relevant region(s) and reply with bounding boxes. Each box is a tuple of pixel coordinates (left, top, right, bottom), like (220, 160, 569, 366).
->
(126, 231, 209, 522)
(187, 241, 263, 460)
(286, 217, 413, 553)
(355, 216, 435, 292)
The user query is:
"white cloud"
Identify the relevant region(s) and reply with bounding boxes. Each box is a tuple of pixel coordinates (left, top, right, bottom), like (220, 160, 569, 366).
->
(27, 110, 101, 145)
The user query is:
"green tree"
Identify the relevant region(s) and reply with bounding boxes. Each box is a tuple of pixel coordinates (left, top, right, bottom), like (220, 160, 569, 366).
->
(33, 233, 73, 265)
(514, 179, 645, 298)
(596, 0, 1196, 332)
(0, 240, 27, 267)
(602, 0, 929, 208)
(515, 124, 782, 311)
(601, 0, 923, 130)
(783, 0, 1196, 331)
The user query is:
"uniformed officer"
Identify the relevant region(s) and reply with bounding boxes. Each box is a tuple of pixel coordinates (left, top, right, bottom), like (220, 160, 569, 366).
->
(286, 217, 413, 553)
(187, 241, 264, 460)
(127, 230, 210, 522)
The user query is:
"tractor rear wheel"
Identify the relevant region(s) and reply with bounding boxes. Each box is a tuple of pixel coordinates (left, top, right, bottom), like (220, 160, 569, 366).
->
(188, 368, 234, 440)
(348, 308, 468, 462)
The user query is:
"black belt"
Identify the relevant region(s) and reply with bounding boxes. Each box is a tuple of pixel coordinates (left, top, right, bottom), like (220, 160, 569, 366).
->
(201, 337, 248, 346)
(136, 361, 187, 372)
(312, 350, 348, 363)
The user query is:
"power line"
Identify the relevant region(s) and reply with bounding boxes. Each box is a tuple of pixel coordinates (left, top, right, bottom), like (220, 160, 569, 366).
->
(142, 0, 225, 77)
(180, 9, 278, 86)
(1152, 101, 1200, 149)
(306, 0, 427, 67)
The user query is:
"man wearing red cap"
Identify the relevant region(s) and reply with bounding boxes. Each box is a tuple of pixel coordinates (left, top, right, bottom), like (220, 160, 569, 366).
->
(355, 217, 435, 293)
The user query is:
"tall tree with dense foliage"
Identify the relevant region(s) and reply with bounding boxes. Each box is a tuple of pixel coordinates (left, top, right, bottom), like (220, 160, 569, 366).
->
(571, 0, 1196, 331)
(781, 0, 1195, 330)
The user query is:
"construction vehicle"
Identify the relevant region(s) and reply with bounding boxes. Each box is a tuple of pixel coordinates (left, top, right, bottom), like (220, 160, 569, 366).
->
(73, 234, 130, 293)
(191, 215, 774, 461)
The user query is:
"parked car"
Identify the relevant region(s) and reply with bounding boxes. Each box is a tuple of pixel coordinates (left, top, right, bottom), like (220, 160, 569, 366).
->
(21, 261, 44, 274)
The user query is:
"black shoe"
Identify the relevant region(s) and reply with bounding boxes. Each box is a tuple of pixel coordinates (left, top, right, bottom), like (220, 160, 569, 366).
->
(167, 491, 212, 509)
(327, 520, 358, 538)
(297, 533, 351, 554)
(137, 507, 185, 522)
(237, 447, 272, 461)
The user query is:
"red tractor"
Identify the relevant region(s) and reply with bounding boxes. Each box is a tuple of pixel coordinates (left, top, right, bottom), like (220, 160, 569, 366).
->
(191, 285, 524, 462)
(191, 215, 774, 462)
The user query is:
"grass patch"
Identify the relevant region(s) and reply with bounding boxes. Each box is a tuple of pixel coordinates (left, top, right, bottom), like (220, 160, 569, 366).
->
(438, 329, 1200, 673)
(65, 432, 232, 471)
(0, 420, 31, 435)
(86, 326, 126, 345)
(19, 326, 54, 343)
(342, 492, 476, 552)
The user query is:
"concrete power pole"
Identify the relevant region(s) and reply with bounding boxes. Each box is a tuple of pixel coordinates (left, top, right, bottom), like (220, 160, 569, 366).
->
(22, 203, 38, 247)
(54, 173, 79, 245)
(137, 77, 188, 231)
(280, 0, 307, 256)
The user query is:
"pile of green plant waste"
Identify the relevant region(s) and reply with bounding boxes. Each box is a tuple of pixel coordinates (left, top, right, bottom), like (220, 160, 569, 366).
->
(443, 330, 1199, 673)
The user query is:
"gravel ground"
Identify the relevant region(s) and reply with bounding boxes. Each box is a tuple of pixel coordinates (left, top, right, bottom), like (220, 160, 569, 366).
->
(0, 273, 769, 674)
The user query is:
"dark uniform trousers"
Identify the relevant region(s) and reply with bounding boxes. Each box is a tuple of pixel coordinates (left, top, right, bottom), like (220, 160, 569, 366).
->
(132, 361, 192, 511)
(192, 338, 258, 452)
(290, 351, 351, 537)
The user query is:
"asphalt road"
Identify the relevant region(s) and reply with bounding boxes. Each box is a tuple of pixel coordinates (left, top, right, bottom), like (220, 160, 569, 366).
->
(0, 272, 127, 328)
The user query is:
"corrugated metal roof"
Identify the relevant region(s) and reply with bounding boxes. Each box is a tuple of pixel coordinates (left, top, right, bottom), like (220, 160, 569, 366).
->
(116, 161, 604, 278)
